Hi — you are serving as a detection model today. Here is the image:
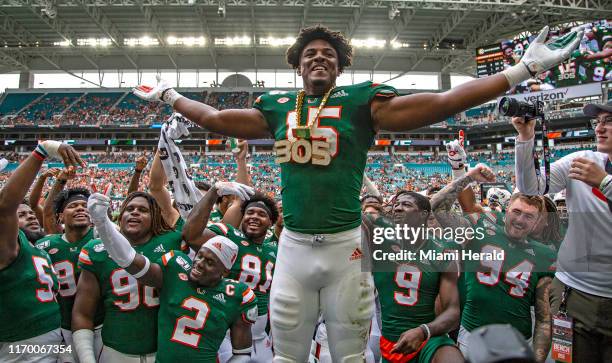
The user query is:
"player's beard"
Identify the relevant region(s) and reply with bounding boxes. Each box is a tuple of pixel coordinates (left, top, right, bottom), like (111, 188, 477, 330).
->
(21, 227, 45, 243)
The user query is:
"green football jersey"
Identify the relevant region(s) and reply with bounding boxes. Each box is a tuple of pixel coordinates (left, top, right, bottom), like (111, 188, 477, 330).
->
(78, 230, 186, 354)
(370, 218, 456, 341)
(0, 231, 60, 341)
(253, 82, 399, 234)
(156, 250, 258, 363)
(208, 222, 276, 316)
(461, 211, 557, 339)
(35, 229, 101, 329)
(207, 208, 223, 226)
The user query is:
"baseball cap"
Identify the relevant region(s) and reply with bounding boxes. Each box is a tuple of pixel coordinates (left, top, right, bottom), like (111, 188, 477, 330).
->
(583, 100, 612, 117)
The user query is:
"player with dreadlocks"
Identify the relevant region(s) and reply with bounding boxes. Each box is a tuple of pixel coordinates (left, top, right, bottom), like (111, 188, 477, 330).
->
(71, 191, 187, 363)
(85, 182, 257, 362)
(134, 24, 581, 361)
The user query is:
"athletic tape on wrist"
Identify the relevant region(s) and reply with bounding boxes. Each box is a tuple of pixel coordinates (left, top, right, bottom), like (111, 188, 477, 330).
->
(131, 255, 150, 279)
(232, 346, 253, 355)
(502, 63, 532, 88)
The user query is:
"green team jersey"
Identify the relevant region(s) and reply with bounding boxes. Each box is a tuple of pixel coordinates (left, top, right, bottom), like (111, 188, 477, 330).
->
(253, 82, 399, 234)
(207, 208, 223, 226)
(35, 229, 103, 329)
(156, 250, 258, 363)
(208, 222, 276, 316)
(370, 217, 456, 341)
(461, 211, 557, 339)
(78, 230, 186, 354)
(0, 230, 60, 341)
(263, 229, 279, 247)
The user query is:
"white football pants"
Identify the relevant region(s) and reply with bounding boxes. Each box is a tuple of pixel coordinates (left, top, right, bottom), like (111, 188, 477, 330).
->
(270, 227, 375, 362)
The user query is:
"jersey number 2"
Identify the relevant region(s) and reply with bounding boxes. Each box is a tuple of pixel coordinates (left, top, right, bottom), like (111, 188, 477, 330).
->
(171, 297, 210, 348)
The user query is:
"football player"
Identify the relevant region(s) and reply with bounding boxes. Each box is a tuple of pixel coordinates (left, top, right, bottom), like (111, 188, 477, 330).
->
(72, 192, 186, 363)
(430, 166, 556, 363)
(363, 191, 464, 363)
(133, 25, 581, 362)
(182, 187, 277, 362)
(0, 141, 84, 363)
(36, 187, 104, 362)
(86, 186, 258, 363)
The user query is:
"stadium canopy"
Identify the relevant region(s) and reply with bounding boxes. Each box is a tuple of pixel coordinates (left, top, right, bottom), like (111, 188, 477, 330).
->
(0, 0, 608, 77)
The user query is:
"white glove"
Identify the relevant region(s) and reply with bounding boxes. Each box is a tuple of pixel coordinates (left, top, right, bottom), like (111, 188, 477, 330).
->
(214, 181, 255, 201)
(503, 26, 583, 87)
(133, 75, 183, 106)
(446, 140, 467, 170)
(87, 193, 111, 225)
(36, 140, 63, 160)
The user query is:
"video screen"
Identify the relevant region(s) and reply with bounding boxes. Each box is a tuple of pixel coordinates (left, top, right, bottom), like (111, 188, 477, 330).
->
(475, 19, 611, 94)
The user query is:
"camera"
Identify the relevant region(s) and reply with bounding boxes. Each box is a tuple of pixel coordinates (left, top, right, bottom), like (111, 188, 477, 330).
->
(498, 97, 544, 119)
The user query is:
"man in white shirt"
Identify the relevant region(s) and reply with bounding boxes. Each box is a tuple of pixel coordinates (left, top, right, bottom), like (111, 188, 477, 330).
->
(512, 100, 612, 362)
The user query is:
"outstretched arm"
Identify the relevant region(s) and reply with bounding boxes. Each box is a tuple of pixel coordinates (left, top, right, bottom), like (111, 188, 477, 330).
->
(133, 77, 270, 139)
(373, 73, 510, 131)
(43, 167, 76, 234)
(0, 142, 83, 268)
(87, 193, 164, 288)
(127, 154, 148, 195)
(373, 26, 581, 131)
(235, 140, 251, 186)
(29, 168, 59, 226)
(148, 151, 180, 227)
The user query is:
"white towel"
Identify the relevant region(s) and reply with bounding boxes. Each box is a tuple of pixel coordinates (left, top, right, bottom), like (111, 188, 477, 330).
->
(157, 113, 203, 219)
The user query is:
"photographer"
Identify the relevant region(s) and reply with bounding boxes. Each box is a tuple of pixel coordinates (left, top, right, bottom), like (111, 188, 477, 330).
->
(512, 100, 612, 362)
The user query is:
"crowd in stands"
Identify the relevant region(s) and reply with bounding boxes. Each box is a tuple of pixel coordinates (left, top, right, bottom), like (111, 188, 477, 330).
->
(0, 145, 556, 202)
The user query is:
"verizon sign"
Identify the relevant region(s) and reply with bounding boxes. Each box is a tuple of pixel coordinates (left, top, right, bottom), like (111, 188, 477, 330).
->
(498, 83, 602, 104)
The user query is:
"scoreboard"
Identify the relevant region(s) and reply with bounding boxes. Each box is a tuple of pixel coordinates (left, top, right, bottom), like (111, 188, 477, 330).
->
(475, 44, 505, 78)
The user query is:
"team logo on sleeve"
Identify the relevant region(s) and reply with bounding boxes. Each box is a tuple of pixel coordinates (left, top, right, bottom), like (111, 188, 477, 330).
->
(241, 240, 250, 246)
(246, 306, 258, 323)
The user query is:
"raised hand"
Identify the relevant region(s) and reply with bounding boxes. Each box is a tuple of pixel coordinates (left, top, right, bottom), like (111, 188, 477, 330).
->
(214, 181, 255, 201)
(133, 75, 183, 106)
(87, 193, 111, 224)
(467, 163, 496, 183)
(520, 26, 583, 76)
(445, 140, 467, 170)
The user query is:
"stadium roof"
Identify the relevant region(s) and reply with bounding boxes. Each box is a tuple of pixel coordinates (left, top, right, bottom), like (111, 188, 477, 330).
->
(0, 0, 609, 75)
